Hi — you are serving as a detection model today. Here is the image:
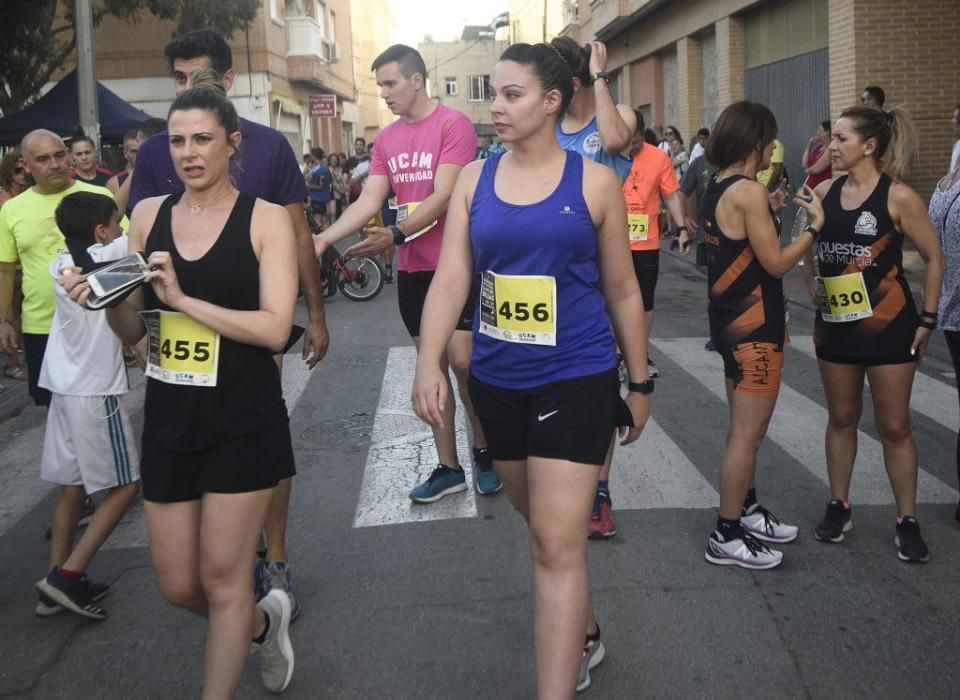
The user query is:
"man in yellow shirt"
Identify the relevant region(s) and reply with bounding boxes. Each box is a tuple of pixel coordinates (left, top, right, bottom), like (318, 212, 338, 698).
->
(0, 130, 120, 405)
(756, 138, 785, 191)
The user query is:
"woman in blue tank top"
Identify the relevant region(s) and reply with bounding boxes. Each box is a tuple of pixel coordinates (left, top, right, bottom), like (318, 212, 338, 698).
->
(412, 43, 650, 698)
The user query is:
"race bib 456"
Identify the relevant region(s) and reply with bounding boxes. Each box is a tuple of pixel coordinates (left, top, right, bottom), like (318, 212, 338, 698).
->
(479, 271, 556, 346)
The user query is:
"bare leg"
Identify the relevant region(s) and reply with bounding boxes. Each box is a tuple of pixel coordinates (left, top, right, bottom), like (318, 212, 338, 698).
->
(866, 363, 919, 517)
(527, 456, 601, 699)
(199, 489, 273, 700)
(62, 483, 139, 572)
(446, 330, 487, 449)
(717, 381, 779, 520)
(48, 486, 85, 569)
(414, 337, 459, 467)
(264, 478, 291, 562)
(818, 361, 865, 502)
(144, 499, 207, 615)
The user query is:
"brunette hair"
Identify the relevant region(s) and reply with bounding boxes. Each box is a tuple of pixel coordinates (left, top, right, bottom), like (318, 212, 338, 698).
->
(499, 42, 575, 117)
(164, 29, 233, 76)
(168, 86, 239, 136)
(705, 101, 778, 169)
(862, 85, 886, 108)
(0, 151, 25, 189)
(55, 192, 117, 245)
(839, 105, 917, 178)
(372, 44, 428, 80)
(548, 36, 591, 84)
(820, 120, 831, 132)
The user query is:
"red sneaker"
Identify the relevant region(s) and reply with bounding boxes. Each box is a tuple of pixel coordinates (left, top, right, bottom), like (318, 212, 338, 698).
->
(588, 493, 617, 539)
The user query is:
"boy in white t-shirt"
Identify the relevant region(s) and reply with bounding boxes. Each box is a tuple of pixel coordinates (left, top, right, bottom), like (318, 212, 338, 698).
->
(34, 192, 140, 621)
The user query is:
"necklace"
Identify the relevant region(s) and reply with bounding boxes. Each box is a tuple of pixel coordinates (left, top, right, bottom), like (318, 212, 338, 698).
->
(185, 188, 235, 214)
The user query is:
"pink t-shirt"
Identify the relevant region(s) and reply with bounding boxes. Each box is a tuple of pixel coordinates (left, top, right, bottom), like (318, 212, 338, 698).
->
(370, 104, 477, 272)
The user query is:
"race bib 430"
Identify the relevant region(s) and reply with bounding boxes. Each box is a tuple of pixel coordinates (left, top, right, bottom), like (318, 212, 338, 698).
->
(816, 273, 873, 323)
(479, 271, 556, 346)
(141, 310, 221, 386)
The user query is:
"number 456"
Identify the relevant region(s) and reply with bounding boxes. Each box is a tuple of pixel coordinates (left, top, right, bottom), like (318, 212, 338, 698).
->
(498, 301, 549, 322)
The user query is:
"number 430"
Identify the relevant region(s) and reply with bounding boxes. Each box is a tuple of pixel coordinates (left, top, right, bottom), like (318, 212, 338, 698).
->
(498, 301, 549, 322)
(160, 338, 211, 362)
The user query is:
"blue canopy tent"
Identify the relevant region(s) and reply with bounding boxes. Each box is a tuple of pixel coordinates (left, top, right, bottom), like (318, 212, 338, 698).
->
(0, 69, 151, 146)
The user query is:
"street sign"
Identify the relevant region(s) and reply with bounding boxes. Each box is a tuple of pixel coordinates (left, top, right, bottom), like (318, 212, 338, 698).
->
(309, 94, 336, 117)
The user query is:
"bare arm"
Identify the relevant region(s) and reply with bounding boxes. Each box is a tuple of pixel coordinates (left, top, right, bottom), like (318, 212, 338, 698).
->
(589, 164, 649, 444)
(314, 174, 390, 254)
(805, 147, 831, 176)
(0, 262, 16, 354)
(736, 181, 822, 278)
(411, 162, 482, 428)
(285, 201, 328, 367)
(587, 41, 635, 153)
(891, 183, 944, 316)
(106, 175, 120, 195)
(112, 170, 133, 219)
(344, 163, 466, 258)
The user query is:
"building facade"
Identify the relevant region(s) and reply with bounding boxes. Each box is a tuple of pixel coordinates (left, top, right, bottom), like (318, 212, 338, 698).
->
(351, 0, 397, 148)
(508, 0, 568, 44)
(418, 30, 508, 138)
(60, 0, 359, 157)
(562, 0, 960, 200)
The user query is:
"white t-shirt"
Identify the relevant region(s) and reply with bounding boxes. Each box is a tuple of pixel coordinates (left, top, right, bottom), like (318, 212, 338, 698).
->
(951, 139, 960, 175)
(39, 237, 130, 396)
(690, 142, 705, 163)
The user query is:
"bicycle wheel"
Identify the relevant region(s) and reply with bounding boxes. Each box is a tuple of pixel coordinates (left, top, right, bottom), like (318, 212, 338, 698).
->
(338, 256, 384, 301)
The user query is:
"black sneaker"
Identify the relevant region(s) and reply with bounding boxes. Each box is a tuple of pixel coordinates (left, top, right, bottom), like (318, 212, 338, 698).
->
(895, 516, 930, 563)
(35, 568, 107, 620)
(814, 499, 852, 543)
(954, 502, 960, 529)
(384, 266, 394, 284)
(36, 580, 109, 617)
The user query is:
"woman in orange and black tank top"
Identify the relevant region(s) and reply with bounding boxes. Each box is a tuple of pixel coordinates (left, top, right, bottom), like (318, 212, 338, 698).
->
(805, 106, 944, 563)
(700, 102, 824, 571)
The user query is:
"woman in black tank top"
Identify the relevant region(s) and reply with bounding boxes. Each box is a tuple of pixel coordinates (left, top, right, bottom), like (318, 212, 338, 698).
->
(64, 87, 300, 693)
(806, 106, 943, 563)
(700, 102, 823, 571)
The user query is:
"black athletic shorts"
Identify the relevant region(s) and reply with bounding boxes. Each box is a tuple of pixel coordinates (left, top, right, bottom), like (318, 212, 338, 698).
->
(22, 333, 51, 407)
(815, 347, 918, 367)
(310, 201, 329, 214)
(467, 368, 630, 466)
(397, 270, 476, 338)
(141, 417, 296, 503)
(631, 250, 659, 312)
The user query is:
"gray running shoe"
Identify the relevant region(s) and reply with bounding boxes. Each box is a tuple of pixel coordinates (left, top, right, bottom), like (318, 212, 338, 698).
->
(576, 628, 606, 693)
(252, 589, 295, 692)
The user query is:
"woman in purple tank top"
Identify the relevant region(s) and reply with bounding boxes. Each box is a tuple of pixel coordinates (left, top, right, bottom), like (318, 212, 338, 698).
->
(413, 43, 651, 698)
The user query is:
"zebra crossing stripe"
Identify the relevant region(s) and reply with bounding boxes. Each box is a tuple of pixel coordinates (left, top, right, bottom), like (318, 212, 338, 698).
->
(610, 418, 718, 510)
(352, 346, 478, 528)
(788, 335, 959, 433)
(652, 337, 958, 505)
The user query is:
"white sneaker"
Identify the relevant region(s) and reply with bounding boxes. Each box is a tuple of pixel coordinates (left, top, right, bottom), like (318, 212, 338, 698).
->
(705, 530, 783, 570)
(252, 589, 294, 692)
(576, 632, 605, 693)
(741, 503, 799, 543)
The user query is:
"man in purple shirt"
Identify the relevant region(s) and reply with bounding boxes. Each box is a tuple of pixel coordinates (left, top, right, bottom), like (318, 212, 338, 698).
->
(130, 29, 328, 620)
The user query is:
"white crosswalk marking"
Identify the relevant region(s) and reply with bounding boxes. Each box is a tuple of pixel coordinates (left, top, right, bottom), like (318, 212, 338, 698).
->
(789, 335, 959, 433)
(610, 418, 718, 510)
(352, 347, 477, 528)
(653, 337, 958, 505)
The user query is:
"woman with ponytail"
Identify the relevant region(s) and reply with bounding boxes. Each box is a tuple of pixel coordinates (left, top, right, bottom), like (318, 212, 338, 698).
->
(806, 106, 944, 562)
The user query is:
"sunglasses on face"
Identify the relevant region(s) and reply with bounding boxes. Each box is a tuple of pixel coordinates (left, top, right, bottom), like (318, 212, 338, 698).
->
(14, 166, 24, 174)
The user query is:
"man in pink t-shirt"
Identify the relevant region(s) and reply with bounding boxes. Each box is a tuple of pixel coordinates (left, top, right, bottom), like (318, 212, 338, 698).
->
(314, 45, 501, 501)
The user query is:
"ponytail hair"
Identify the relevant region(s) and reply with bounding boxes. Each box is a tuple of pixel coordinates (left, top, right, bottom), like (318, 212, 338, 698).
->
(839, 105, 917, 179)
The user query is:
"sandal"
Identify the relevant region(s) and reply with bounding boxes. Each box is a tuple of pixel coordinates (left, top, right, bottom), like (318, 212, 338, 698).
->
(3, 365, 26, 380)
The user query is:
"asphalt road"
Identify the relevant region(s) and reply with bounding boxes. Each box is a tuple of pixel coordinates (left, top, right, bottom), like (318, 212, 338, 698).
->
(1, 244, 958, 699)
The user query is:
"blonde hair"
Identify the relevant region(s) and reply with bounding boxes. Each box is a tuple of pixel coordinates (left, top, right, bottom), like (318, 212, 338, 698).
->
(190, 67, 227, 95)
(839, 105, 917, 179)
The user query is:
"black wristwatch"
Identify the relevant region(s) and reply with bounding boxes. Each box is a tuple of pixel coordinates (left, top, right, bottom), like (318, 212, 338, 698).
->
(677, 225, 688, 233)
(590, 71, 611, 84)
(628, 379, 655, 395)
(803, 224, 821, 239)
(389, 225, 406, 246)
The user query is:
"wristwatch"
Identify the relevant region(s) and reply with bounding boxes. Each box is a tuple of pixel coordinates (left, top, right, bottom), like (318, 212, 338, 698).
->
(677, 225, 688, 233)
(803, 224, 821, 239)
(590, 71, 611, 85)
(627, 379, 654, 395)
(389, 225, 406, 246)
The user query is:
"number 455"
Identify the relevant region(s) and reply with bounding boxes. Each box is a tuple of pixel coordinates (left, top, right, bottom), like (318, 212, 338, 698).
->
(160, 338, 211, 362)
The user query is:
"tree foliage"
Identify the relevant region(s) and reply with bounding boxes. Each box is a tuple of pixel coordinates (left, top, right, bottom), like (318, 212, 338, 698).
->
(0, 0, 260, 116)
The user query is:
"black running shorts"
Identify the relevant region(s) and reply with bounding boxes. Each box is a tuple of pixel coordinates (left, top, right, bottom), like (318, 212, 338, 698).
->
(141, 418, 296, 503)
(397, 270, 476, 338)
(631, 250, 659, 312)
(467, 368, 628, 466)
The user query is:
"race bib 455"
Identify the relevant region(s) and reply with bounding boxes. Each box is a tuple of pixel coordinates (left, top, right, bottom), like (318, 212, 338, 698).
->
(141, 310, 221, 386)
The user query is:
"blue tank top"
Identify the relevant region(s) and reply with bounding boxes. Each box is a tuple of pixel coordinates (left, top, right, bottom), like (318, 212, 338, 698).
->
(469, 151, 617, 389)
(556, 117, 632, 182)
